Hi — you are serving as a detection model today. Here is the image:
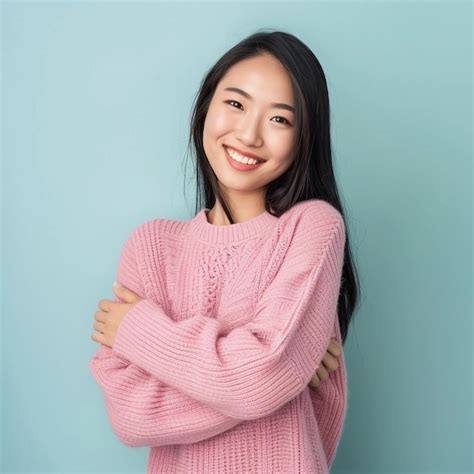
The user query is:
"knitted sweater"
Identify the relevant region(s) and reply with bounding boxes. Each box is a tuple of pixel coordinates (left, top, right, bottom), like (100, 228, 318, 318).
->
(89, 198, 348, 473)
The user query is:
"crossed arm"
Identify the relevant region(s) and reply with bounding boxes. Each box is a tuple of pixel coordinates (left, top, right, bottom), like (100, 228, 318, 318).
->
(89, 230, 246, 446)
(89, 214, 344, 447)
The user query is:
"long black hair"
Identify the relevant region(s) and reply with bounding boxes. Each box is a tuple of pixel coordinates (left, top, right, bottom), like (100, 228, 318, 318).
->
(183, 29, 360, 344)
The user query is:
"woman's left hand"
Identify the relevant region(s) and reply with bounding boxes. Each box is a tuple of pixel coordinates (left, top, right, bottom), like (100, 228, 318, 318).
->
(91, 283, 143, 348)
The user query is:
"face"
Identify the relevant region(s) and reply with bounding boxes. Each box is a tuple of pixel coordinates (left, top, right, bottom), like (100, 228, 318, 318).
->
(202, 53, 297, 201)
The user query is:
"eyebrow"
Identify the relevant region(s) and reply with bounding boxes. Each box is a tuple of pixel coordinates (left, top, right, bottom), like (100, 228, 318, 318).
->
(223, 87, 295, 114)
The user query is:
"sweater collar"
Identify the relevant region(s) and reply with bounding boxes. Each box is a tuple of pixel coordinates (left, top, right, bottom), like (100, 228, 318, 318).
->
(190, 207, 279, 244)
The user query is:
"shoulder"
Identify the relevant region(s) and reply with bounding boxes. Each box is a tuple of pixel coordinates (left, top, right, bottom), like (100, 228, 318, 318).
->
(282, 199, 344, 235)
(257, 200, 345, 297)
(289, 198, 342, 219)
(125, 218, 157, 244)
(118, 219, 159, 256)
(274, 199, 346, 264)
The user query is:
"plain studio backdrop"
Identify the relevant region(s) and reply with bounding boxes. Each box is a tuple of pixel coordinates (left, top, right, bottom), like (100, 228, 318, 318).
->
(1, 1, 472, 473)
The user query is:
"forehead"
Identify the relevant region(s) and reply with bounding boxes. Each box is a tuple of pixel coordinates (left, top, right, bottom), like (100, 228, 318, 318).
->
(217, 54, 294, 102)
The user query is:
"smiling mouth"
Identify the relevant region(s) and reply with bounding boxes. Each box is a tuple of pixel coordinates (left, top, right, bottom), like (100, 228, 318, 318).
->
(223, 145, 266, 164)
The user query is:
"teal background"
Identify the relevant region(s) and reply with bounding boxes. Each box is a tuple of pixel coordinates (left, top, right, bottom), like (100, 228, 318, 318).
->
(2, 1, 472, 473)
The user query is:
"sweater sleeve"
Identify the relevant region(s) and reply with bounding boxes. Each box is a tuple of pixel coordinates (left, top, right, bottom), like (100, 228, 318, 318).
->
(308, 299, 348, 470)
(112, 206, 346, 421)
(89, 227, 244, 447)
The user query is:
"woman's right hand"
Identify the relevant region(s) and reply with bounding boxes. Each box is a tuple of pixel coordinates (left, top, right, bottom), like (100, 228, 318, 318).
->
(308, 338, 342, 388)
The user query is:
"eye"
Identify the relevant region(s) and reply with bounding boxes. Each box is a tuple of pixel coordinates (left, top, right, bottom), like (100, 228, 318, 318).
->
(224, 100, 292, 126)
(271, 116, 291, 126)
(225, 99, 243, 110)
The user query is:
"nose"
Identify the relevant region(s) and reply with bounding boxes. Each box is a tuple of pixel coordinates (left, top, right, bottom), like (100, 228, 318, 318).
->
(234, 113, 263, 147)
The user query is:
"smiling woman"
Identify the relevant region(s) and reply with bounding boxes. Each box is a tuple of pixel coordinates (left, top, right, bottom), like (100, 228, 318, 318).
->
(89, 28, 360, 474)
(202, 53, 298, 216)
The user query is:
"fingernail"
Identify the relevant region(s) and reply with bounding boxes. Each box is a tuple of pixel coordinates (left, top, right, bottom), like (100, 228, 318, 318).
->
(113, 281, 121, 288)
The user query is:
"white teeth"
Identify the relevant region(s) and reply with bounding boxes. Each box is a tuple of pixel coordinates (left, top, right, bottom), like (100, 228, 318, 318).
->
(226, 147, 263, 165)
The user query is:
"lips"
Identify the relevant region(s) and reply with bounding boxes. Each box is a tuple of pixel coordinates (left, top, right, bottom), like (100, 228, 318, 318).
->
(223, 146, 265, 171)
(224, 145, 266, 162)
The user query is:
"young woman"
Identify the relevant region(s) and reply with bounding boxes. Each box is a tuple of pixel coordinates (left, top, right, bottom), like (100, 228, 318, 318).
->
(90, 29, 359, 473)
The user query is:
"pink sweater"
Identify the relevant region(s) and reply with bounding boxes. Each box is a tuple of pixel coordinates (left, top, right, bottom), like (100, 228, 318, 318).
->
(89, 198, 348, 473)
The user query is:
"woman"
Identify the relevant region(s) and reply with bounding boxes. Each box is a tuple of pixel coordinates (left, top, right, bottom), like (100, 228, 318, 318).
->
(90, 29, 359, 473)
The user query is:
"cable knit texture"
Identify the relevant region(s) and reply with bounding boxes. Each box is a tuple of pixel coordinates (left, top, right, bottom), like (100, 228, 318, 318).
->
(89, 198, 348, 473)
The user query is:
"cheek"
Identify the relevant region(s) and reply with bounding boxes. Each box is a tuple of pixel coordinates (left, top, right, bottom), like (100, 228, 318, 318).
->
(269, 134, 296, 163)
(204, 107, 233, 139)
(203, 109, 230, 163)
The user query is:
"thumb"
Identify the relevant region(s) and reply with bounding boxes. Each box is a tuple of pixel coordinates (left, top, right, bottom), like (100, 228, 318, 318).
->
(113, 282, 141, 303)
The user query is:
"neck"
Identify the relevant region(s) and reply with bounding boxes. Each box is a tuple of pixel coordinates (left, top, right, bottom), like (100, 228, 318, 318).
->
(207, 196, 267, 226)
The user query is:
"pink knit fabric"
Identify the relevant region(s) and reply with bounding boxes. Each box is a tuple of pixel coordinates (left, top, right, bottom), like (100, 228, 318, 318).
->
(89, 198, 348, 473)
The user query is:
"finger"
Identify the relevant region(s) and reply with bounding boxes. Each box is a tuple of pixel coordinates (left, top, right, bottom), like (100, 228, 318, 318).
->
(308, 372, 321, 388)
(316, 363, 329, 381)
(95, 311, 106, 323)
(327, 338, 340, 354)
(327, 339, 341, 357)
(112, 282, 140, 303)
(91, 331, 106, 344)
(93, 321, 106, 333)
(321, 352, 339, 372)
(98, 299, 112, 312)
